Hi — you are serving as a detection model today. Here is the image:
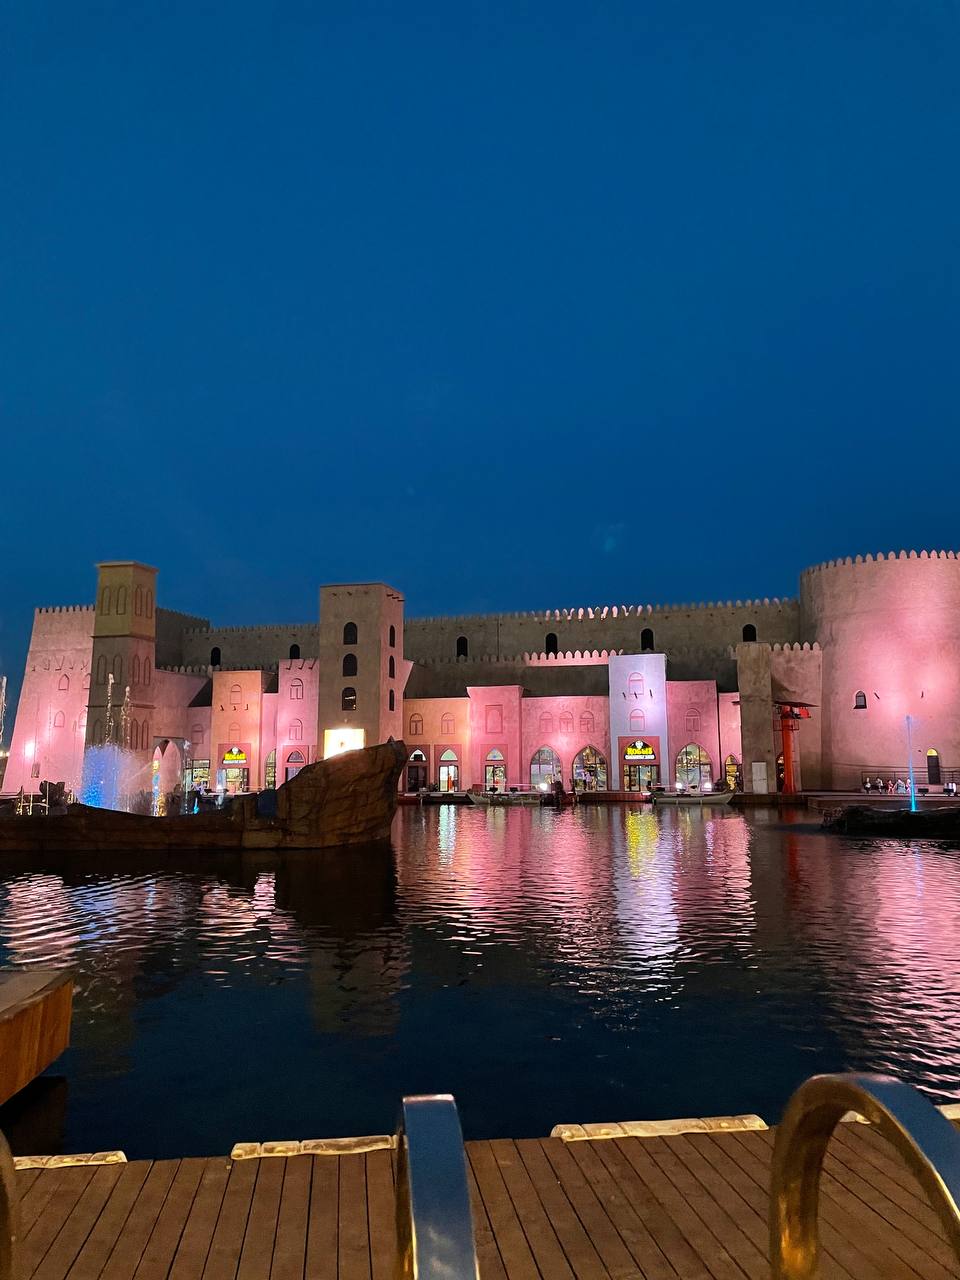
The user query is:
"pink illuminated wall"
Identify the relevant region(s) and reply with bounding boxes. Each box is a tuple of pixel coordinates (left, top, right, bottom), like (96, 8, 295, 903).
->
(520, 694, 611, 789)
(467, 685, 524, 788)
(665, 680, 721, 783)
(718, 692, 742, 773)
(277, 659, 319, 780)
(402, 696, 471, 789)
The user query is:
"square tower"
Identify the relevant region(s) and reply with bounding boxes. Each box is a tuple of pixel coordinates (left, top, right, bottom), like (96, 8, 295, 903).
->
(87, 562, 158, 751)
(317, 584, 404, 757)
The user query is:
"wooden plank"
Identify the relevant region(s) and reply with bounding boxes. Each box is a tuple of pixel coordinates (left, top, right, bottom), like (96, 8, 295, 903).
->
(20, 1168, 80, 1238)
(465, 1160, 509, 1280)
(65, 1164, 153, 1280)
(514, 1139, 610, 1280)
(538, 1138, 667, 1280)
(304, 1157, 338, 1280)
(133, 1158, 205, 1280)
(488, 1140, 574, 1280)
(236, 1158, 284, 1280)
(468, 1141, 540, 1280)
(31, 1165, 124, 1280)
(832, 1125, 946, 1230)
(23, 1169, 98, 1278)
(270, 1157, 311, 1280)
(168, 1160, 231, 1280)
(364, 1149, 396, 1280)
(201, 1158, 257, 1280)
(337, 1154, 371, 1280)
(0, 971, 73, 1105)
(16, 1169, 43, 1196)
(99, 1162, 179, 1280)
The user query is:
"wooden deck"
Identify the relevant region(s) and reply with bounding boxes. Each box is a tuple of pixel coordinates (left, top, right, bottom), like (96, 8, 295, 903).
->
(13, 1123, 960, 1279)
(0, 970, 72, 1108)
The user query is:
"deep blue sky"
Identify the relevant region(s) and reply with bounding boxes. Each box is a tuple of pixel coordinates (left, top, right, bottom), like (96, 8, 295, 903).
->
(1, 1, 958, 714)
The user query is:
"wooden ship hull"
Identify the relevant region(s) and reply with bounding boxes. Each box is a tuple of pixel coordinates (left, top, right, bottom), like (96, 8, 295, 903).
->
(0, 740, 406, 854)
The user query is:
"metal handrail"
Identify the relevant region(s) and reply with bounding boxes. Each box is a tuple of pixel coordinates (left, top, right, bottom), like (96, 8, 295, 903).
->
(770, 1073, 960, 1278)
(0, 1131, 18, 1280)
(395, 1094, 479, 1280)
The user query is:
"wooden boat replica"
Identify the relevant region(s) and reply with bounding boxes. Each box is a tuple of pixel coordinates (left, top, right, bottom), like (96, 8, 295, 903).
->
(0, 739, 407, 854)
(651, 789, 734, 806)
(468, 790, 544, 807)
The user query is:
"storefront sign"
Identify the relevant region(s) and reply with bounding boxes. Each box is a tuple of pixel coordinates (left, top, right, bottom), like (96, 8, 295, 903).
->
(223, 746, 247, 764)
(624, 739, 657, 761)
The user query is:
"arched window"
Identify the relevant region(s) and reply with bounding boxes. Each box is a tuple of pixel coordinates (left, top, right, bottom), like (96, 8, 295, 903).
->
(229, 683, 242, 707)
(531, 747, 562, 788)
(143, 658, 151, 686)
(343, 622, 358, 645)
(210, 646, 221, 667)
(389, 656, 396, 678)
(134, 586, 143, 616)
(130, 719, 139, 750)
(580, 711, 594, 735)
(132, 655, 141, 685)
(927, 748, 942, 786)
(629, 708, 645, 731)
(342, 654, 357, 678)
(389, 690, 395, 711)
(192, 724, 204, 745)
(684, 708, 701, 734)
(742, 623, 757, 642)
(409, 714, 423, 736)
(78, 711, 87, 733)
(676, 743, 713, 790)
(289, 643, 301, 660)
(438, 749, 459, 792)
(145, 590, 153, 619)
(290, 719, 303, 742)
(141, 719, 149, 749)
(116, 586, 127, 615)
(342, 687, 357, 711)
(573, 745, 608, 791)
(538, 712, 554, 734)
(290, 678, 304, 700)
(82, 672, 91, 690)
(112, 654, 123, 684)
(628, 672, 644, 698)
(53, 711, 65, 729)
(640, 627, 654, 651)
(545, 632, 558, 655)
(288, 750, 306, 764)
(456, 635, 469, 658)
(100, 586, 111, 614)
(96, 654, 107, 684)
(389, 625, 396, 648)
(441, 713, 454, 735)
(57, 674, 70, 692)
(854, 690, 867, 710)
(559, 712, 573, 734)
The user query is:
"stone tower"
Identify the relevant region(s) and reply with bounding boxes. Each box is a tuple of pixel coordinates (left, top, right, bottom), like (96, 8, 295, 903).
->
(317, 583, 404, 756)
(86, 562, 158, 756)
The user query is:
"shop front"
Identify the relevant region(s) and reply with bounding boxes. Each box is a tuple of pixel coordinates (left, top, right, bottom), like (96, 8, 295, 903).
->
(217, 743, 252, 794)
(619, 736, 660, 790)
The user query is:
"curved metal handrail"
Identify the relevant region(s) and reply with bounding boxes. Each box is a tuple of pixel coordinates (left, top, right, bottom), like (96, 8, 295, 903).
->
(0, 1130, 19, 1280)
(771, 1073, 960, 1278)
(395, 1094, 479, 1280)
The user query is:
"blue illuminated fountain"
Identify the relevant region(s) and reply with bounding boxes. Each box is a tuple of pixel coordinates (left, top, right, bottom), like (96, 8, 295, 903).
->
(905, 714, 918, 813)
(79, 678, 142, 811)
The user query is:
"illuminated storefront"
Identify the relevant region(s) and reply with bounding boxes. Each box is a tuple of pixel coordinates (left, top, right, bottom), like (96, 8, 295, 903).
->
(621, 737, 659, 790)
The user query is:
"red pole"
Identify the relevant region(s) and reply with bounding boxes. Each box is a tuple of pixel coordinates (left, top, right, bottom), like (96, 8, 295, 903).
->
(780, 710, 797, 794)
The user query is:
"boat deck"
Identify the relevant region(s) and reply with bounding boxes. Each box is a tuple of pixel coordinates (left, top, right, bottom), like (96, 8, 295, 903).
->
(14, 1123, 959, 1279)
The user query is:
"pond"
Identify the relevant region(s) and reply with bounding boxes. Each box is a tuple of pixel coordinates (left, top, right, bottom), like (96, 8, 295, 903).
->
(0, 804, 958, 1159)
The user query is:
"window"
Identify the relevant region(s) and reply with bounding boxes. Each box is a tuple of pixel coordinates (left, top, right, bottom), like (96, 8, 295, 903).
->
(629, 708, 645, 731)
(130, 720, 139, 750)
(192, 725, 204, 745)
(854, 691, 867, 710)
(134, 586, 143, 616)
(628, 672, 644, 697)
(82, 672, 91, 690)
(676, 743, 713, 790)
(559, 712, 573, 733)
(580, 711, 594, 734)
(545, 632, 558, 655)
(289, 643, 300, 659)
(456, 635, 469, 658)
(409, 714, 423, 736)
(389, 656, 396, 678)
(441, 713, 455, 735)
(685, 708, 701, 734)
(290, 719, 303, 741)
(343, 622, 358, 645)
(265, 750, 277, 789)
(389, 690, 395, 711)
(112, 655, 122, 684)
(116, 586, 127, 615)
(573, 745, 608, 791)
(229, 722, 240, 739)
(539, 712, 554, 734)
(53, 711, 65, 729)
(742, 623, 757, 642)
(342, 687, 357, 711)
(96, 655, 107, 684)
(342, 653, 357, 678)
(389, 625, 396, 648)
(57, 674, 70, 692)
(230, 683, 242, 707)
(210, 646, 221, 667)
(143, 658, 151, 686)
(100, 586, 111, 614)
(531, 747, 562, 788)
(485, 705, 503, 734)
(288, 750, 305, 764)
(290, 678, 304, 700)
(438, 749, 459, 792)
(132, 655, 141, 685)
(641, 627, 654, 651)
(145, 590, 153, 618)
(927, 748, 942, 786)
(141, 719, 149, 748)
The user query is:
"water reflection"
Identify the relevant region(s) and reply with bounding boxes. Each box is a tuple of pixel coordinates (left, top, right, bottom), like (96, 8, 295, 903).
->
(0, 810, 958, 1156)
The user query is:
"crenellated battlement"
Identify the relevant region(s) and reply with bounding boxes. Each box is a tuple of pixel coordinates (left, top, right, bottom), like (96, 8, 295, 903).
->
(35, 605, 94, 614)
(157, 607, 210, 626)
(408, 596, 796, 625)
(156, 665, 212, 676)
(182, 621, 315, 636)
(801, 550, 960, 576)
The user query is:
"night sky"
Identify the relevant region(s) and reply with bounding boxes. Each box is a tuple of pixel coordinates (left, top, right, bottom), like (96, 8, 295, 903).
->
(1, 2, 958, 721)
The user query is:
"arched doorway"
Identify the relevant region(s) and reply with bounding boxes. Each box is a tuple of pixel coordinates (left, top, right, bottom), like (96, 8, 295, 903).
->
(485, 748, 506, 791)
(573, 745, 608, 791)
(530, 747, 562, 790)
(285, 750, 306, 782)
(407, 749, 427, 792)
(676, 743, 712, 791)
(927, 748, 942, 786)
(724, 754, 742, 792)
(264, 749, 276, 790)
(438, 749, 459, 792)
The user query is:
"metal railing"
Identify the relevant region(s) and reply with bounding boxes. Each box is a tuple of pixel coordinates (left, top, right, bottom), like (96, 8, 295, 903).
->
(395, 1095, 480, 1280)
(770, 1073, 960, 1278)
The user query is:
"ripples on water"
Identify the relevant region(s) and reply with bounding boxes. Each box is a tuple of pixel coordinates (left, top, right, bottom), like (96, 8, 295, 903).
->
(1, 805, 959, 1157)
